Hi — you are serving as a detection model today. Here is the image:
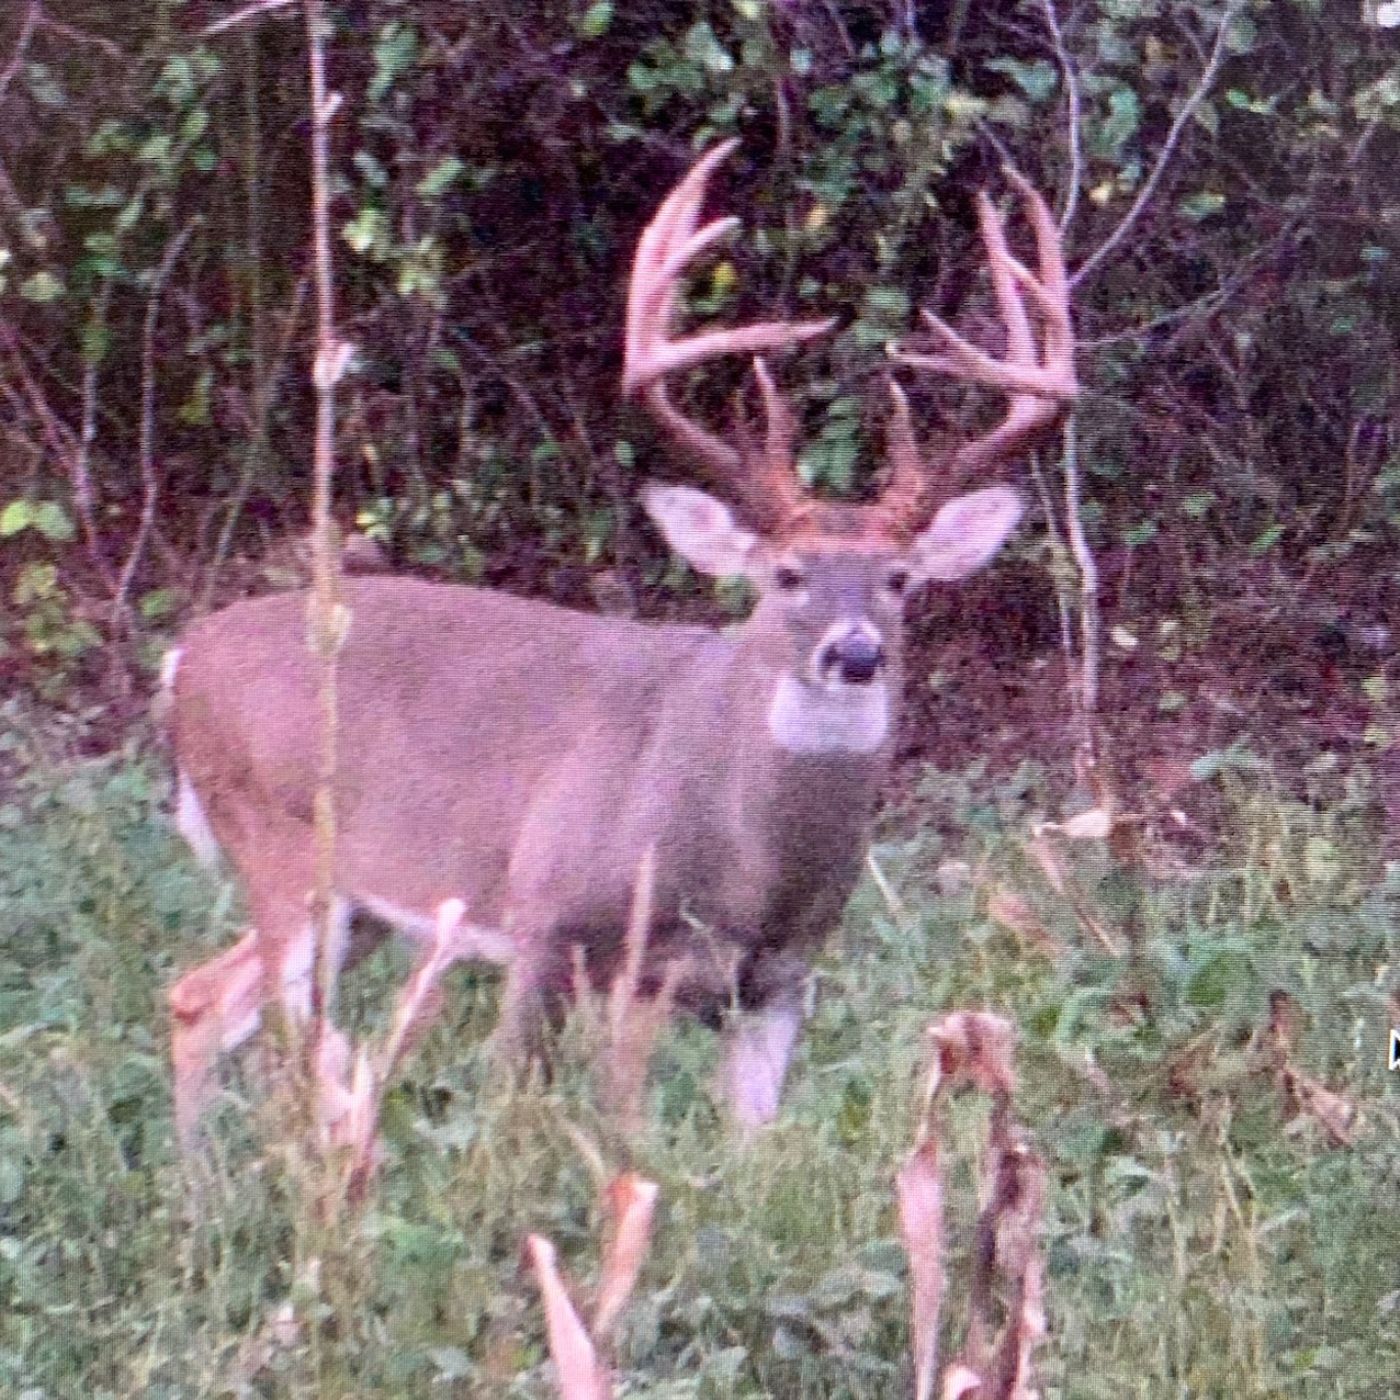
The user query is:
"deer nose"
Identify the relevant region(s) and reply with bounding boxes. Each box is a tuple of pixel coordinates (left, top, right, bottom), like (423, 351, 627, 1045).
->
(820, 630, 885, 685)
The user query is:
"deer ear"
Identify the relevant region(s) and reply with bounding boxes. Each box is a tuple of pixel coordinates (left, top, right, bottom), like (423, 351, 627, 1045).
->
(909, 486, 1023, 582)
(643, 484, 761, 578)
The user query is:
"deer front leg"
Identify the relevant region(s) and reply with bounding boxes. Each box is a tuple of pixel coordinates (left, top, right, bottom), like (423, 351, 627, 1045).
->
(168, 929, 264, 1151)
(168, 899, 353, 1151)
(722, 991, 803, 1131)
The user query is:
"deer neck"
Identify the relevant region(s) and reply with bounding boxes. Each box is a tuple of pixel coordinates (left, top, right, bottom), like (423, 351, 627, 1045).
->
(724, 626, 897, 833)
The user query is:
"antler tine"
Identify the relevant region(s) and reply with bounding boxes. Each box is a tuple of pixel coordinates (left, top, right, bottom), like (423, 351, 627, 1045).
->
(623, 141, 835, 528)
(884, 172, 1077, 529)
(879, 373, 977, 537)
(881, 378, 923, 512)
(751, 356, 804, 512)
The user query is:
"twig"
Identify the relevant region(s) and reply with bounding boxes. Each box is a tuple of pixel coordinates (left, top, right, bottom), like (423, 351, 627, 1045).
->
(1038, 0, 1082, 233)
(33, 9, 124, 61)
(0, 320, 114, 587)
(0, 158, 46, 251)
(202, 0, 297, 40)
(1028, 455, 1076, 666)
(74, 323, 112, 586)
(0, 3, 39, 105)
(1060, 420, 1099, 754)
(109, 218, 197, 651)
(200, 272, 310, 608)
(1071, 2, 1239, 290)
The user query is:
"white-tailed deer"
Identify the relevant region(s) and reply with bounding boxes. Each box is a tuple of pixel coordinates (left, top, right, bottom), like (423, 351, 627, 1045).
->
(165, 142, 1075, 1145)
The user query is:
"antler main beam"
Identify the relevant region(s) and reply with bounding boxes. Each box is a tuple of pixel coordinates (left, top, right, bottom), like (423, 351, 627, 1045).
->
(882, 171, 1077, 531)
(623, 140, 835, 530)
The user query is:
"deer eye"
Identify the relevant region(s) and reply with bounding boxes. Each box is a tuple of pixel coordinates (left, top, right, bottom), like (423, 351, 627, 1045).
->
(885, 567, 912, 596)
(774, 564, 806, 593)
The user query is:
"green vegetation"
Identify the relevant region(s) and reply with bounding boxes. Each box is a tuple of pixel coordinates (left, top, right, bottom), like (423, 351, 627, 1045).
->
(3, 1, 1400, 727)
(0, 713, 1394, 1398)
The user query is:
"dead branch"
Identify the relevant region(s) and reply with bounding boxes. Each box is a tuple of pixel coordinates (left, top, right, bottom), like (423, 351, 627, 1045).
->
(109, 218, 197, 657)
(1072, 2, 1241, 290)
(201, 0, 298, 40)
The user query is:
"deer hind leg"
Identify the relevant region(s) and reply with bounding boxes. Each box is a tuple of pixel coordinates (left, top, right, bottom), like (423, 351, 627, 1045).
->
(488, 909, 570, 1071)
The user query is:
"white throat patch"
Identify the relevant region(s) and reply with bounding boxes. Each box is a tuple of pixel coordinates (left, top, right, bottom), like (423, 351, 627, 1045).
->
(766, 672, 890, 755)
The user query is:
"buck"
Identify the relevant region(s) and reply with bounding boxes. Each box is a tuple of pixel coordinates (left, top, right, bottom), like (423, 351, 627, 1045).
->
(165, 142, 1076, 1145)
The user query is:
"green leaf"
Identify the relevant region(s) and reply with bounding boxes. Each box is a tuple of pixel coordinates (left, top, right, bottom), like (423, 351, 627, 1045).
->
(137, 132, 172, 166)
(800, 435, 857, 492)
(19, 271, 63, 303)
(178, 368, 213, 426)
(14, 561, 58, 604)
(1189, 741, 1261, 782)
(416, 156, 464, 199)
(0, 1154, 23, 1207)
(354, 149, 388, 188)
(157, 55, 196, 107)
(180, 108, 209, 144)
(0, 501, 34, 536)
(1225, 87, 1275, 116)
(1186, 943, 1251, 1010)
(342, 207, 387, 256)
(577, 1, 613, 39)
(1180, 191, 1226, 222)
(138, 588, 178, 621)
(86, 120, 133, 158)
(370, 22, 418, 103)
(24, 61, 66, 109)
(863, 285, 910, 319)
(115, 196, 145, 234)
(1249, 523, 1284, 556)
(985, 56, 1058, 103)
(33, 502, 74, 542)
(1225, 14, 1258, 54)
(429, 1347, 475, 1381)
(684, 22, 734, 74)
(81, 321, 111, 366)
(1101, 87, 1141, 154)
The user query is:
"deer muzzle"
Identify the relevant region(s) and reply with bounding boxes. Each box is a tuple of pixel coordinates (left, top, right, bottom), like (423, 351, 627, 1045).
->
(816, 625, 886, 687)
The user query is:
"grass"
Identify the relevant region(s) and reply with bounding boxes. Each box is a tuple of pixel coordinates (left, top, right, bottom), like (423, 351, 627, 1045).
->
(0, 716, 1397, 1398)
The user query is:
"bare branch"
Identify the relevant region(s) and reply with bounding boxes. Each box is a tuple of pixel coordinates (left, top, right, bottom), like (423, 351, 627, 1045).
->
(33, 9, 124, 61)
(202, 0, 297, 40)
(109, 218, 197, 650)
(0, 3, 39, 105)
(1059, 420, 1099, 734)
(0, 319, 114, 586)
(1071, 2, 1239, 290)
(1038, 0, 1082, 234)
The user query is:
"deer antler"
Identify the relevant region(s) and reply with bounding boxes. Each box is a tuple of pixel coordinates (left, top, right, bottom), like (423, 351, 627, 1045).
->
(624, 140, 835, 530)
(882, 170, 1077, 532)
